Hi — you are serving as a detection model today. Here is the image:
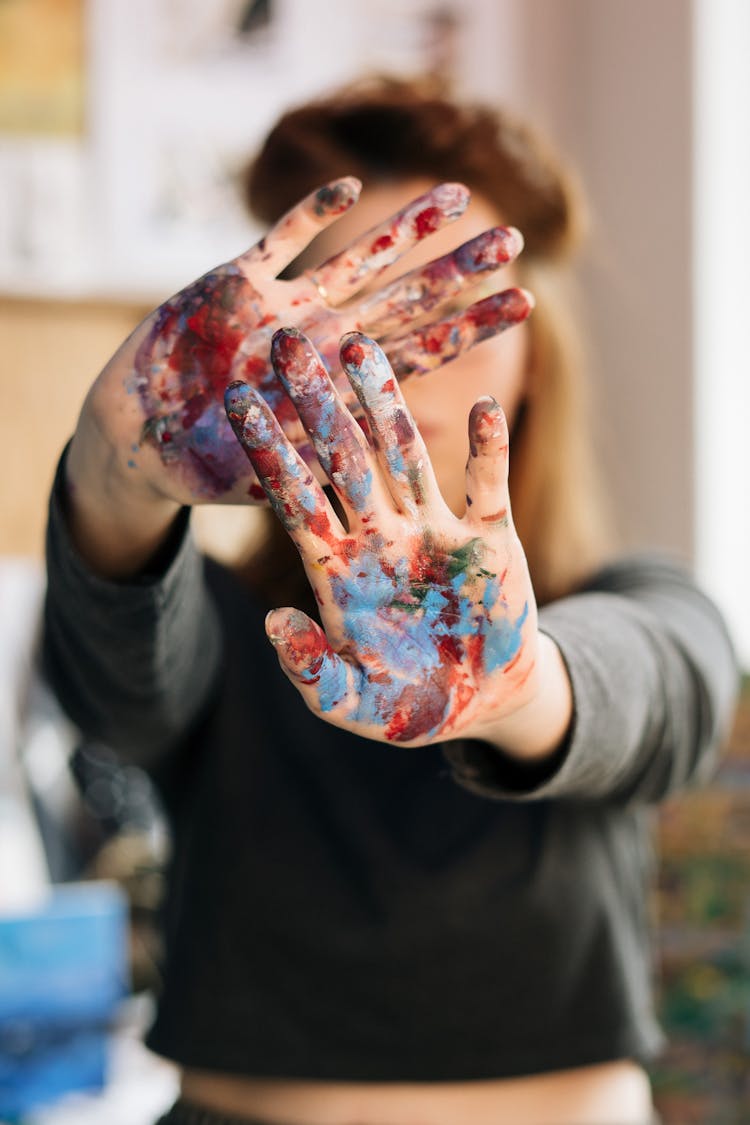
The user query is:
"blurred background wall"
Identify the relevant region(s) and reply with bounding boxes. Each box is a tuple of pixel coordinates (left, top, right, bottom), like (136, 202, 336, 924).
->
(0, 0, 748, 666)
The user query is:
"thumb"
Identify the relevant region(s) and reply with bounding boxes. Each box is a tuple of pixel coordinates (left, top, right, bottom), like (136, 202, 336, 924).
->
(266, 608, 355, 716)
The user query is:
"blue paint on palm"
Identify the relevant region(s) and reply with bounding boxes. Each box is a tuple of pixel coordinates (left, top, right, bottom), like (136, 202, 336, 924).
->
(321, 545, 528, 733)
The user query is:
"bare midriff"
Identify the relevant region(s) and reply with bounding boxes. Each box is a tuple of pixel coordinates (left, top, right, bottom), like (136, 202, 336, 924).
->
(181, 1059, 653, 1125)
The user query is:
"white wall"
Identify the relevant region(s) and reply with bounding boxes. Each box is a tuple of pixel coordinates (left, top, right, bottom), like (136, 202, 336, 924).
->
(485, 0, 748, 665)
(692, 0, 750, 667)
(509, 0, 695, 560)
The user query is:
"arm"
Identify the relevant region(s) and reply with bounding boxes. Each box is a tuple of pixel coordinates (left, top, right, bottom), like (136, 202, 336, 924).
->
(226, 329, 738, 808)
(443, 556, 740, 803)
(65, 177, 529, 580)
(44, 181, 528, 765)
(43, 447, 222, 772)
(226, 327, 545, 747)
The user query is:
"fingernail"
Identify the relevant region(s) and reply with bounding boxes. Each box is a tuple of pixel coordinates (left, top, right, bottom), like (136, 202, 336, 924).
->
(339, 333, 390, 387)
(433, 182, 470, 216)
(224, 380, 252, 422)
(506, 226, 525, 255)
(339, 331, 367, 370)
(456, 228, 520, 273)
(225, 382, 270, 446)
(265, 610, 282, 644)
(467, 288, 535, 331)
(469, 397, 507, 445)
(271, 326, 303, 348)
(314, 177, 362, 217)
(271, 326, 305, 368)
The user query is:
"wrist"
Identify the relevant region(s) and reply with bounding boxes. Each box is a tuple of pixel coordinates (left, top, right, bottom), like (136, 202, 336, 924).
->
(65, 425, 182, 579)
(461, 633, 573, 762)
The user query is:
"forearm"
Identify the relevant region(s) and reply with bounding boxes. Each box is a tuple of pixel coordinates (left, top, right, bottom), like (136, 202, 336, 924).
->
(65, 417, 182, 580)
(444, 557, 740, 803)
(43, 446, 222, 768)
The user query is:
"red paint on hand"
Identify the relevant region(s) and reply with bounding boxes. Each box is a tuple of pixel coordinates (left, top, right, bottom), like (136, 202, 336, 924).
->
(414, 206, 442, 238)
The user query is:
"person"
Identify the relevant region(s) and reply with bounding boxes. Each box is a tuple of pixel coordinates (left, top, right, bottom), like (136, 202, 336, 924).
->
(42, 78, 738, 1125)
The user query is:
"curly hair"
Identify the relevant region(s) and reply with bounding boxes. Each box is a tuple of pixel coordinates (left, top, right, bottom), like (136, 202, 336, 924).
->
(237, 76, 613, 607)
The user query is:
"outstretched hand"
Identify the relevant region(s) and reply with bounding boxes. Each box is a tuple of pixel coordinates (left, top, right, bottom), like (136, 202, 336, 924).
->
(82, 178, 530, 508)
(226, 329, 540, 748)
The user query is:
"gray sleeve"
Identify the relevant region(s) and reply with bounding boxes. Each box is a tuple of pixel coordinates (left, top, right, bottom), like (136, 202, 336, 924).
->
(442, 556, 740, 804)
(42, 449, 223, 772)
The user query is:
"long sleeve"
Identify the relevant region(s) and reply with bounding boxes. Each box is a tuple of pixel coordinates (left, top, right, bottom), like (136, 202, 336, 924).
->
(42, 448, 223, 772)
(443, 555, 740, 804)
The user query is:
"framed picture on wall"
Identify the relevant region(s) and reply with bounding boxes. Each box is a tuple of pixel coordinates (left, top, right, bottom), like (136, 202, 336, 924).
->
(1, 0, 511, 299)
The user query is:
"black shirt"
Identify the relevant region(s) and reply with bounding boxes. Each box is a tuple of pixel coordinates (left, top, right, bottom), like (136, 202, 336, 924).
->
(43, 456, 738, 1080)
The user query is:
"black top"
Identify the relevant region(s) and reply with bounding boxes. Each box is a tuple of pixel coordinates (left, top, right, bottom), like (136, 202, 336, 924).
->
(43, 453, 739, 1081)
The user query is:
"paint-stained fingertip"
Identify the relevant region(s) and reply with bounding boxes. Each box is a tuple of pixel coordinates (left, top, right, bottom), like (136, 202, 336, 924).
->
(265, 607, 309, 642)
(271, 326, 304, 347)
(314, 176, 362, 217)
(271, 325, 307, 364)
(494, 287, 535, 319)
(265, 608, 330, 672)
(264, 608, 285, 644)
(470, 287, 535, 329)
(434, 181, 471, 216)
(505, 226, 525, 256)
(469, 396, 508, 445)
(225, 382, 280, 454)
(518, 285, 536, 312)
(224, 380, 255, 425)
(339, 330, 383, 372)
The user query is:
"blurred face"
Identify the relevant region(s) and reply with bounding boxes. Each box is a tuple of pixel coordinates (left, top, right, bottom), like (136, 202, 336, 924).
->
(307, 178, 531, 515)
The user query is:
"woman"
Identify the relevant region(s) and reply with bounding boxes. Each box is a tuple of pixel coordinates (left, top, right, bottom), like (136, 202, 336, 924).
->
(43, 79, 738, 1125)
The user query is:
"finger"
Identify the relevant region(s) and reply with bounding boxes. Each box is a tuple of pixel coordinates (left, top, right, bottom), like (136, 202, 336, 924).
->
(355, 226, 523, 337)
(224, 381, 344, 549)
(463, 396, 512, 529)
(237, 177, 361, 276)
(271, 328, 389, 520)
(266, 607, 358, 717)
(308, 182, 470, 305)
(339, 332, 443, 517)
(386, 287, 534, 380)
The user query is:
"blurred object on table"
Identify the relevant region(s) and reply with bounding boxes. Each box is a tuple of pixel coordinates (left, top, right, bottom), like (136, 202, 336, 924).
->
(0, 881, 128, 1120)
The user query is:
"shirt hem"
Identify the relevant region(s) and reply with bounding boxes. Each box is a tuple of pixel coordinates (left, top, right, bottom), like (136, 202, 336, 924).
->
(145, 1020, 665, 1083)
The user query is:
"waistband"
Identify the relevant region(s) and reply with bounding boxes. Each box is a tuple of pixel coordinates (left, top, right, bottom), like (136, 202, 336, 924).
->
(156, 1100, 279, 1125)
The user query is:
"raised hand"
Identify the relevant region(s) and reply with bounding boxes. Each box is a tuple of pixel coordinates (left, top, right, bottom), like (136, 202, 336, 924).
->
(81, 179, 530, 508)
(225, 329, 539, 747)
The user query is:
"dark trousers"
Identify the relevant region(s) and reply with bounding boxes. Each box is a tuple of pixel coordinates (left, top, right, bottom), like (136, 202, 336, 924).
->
(156, 1100, 279, 1125)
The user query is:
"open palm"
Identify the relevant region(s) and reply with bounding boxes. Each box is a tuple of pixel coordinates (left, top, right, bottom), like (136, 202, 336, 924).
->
(85, 178, 529, 507)
(226, 329, 538, 747)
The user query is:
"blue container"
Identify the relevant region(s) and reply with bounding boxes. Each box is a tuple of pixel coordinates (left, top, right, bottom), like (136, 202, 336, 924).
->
(0, 882, 129, 1120)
